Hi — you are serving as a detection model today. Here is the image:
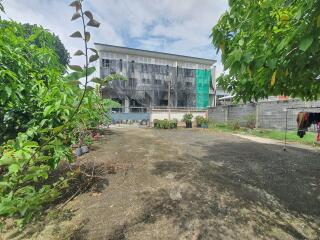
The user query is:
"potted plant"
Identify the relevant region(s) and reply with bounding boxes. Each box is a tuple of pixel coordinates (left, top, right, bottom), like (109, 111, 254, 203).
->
(195, 116, 204, 128)
(201, 118, 209, 128)
(183, 113, 193, 128)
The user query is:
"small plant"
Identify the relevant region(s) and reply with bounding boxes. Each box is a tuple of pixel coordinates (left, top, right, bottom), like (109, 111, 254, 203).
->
(183, 113, 193, 123)
(84, 134, 93, 146)
(183, 113, 193, 128)
(229, 121, 240, 131)
(154, 119, 177, 129)
(195, 116, 209, 128)
(195, 116, 204, 127)
(154, 119, 159, 128)
(244, 114, 256, 129)
(201, 118, 209, 128)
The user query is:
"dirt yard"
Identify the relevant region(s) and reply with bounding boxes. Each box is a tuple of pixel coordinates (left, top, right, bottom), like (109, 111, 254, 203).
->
(14, 127, 320, 239)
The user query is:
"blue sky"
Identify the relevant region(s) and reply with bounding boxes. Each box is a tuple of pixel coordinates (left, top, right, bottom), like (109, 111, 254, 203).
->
(2, 0, 228, 75)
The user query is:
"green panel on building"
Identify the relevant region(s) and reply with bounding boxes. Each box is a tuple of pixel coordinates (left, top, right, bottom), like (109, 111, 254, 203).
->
(196, 69, 211, 109)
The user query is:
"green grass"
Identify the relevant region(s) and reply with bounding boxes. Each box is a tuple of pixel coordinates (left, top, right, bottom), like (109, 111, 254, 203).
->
(208, 122, 318, 145)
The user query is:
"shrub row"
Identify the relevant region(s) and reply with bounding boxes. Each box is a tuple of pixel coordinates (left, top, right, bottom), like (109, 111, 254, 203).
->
(154, 119, 178, 129)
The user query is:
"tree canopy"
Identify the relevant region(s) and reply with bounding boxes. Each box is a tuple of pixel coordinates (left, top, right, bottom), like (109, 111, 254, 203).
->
(22, 23, 70, 67)
(0, 20, 70, 68)
(212, 0, 320, 102)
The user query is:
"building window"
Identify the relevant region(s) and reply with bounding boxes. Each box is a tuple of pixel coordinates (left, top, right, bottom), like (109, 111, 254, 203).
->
(102, 59, 110, 68)
(154, 79, 162, 85)
(185, 82, 192, 87)
(119, 59, 123, 72)
(131, 61, 135, 73)
(142, 64, 148, 73)
(185, 69, 193, 77)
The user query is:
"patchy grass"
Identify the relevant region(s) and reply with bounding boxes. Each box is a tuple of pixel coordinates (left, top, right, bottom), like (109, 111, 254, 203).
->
(208, 122, 318, 145)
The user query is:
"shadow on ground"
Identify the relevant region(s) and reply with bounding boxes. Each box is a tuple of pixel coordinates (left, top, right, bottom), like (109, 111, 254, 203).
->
(141, 137, 320, 239)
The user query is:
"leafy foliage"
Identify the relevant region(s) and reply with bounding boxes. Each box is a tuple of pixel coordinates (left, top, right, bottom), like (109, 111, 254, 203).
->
(0, 21, 70, 69)
(212, 0, 320, 102)
(154, 119, 178, 129)
(0, 1, 115, 226)
(195, 116, 208, 127)
(183, 113, 193, 123)
(0, 20, 76, 225)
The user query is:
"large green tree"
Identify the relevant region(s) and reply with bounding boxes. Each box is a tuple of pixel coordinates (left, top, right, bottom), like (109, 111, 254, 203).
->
(22, 23, 70, 67)
(0, 20, 70, 68)
(212, 0, 320, 102)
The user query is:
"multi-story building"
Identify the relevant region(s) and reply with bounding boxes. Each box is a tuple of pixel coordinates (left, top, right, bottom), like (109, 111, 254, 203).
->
(95, 43, 217, 112)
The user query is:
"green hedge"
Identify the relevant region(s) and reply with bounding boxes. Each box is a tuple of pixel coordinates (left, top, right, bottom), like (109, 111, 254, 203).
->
(154, 119, 178, 129)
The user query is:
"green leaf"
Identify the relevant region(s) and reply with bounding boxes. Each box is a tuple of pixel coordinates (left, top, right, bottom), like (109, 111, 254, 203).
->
(5, 86, 12, 97)
(85, 32, 91, 42)
(84, 11, 94, 20)
(230, 49, 242, 62)
(0, 3, 5, 13)
(299, 37, 313, 52)
(271, 71, 277, 87)
(43, 106, 53, 116)
(87, 19, 101, 28)
(89, 48, 98, 54)
(86, 86, 95, 91)
(70, 31, 82, 38)
(71, 12, 81, 21)
(239, 39, 244, 47)
(67, 80, 81, 85)
(89, 54, 99, 63)
(91, 77, 104, 84)
(69, 1, 81, 11)
(74, 50, 85, 56)
(69, 65, 83, 72)
(9, 164, 20, 174)
(53, 125, 65, 134)
(64, 67, 95, 81)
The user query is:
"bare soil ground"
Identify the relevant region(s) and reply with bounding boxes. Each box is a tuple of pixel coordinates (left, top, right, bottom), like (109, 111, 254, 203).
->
(4, 127, 320, 240)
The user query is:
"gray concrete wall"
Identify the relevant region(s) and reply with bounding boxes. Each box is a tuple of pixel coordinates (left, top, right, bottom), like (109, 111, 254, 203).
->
(208, 100, 320, 130)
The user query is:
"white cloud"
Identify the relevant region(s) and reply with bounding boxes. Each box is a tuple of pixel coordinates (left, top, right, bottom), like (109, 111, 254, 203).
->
(2, 0, 228, 75)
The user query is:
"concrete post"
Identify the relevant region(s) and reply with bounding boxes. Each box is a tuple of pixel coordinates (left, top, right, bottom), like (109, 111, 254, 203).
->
(124, 96, 130, 113)
(224, 106, 228, 123)
(255, 103, 259, 128)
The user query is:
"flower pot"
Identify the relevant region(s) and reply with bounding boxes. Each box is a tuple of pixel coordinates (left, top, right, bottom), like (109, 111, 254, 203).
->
(186, 122, 192, 128)
(81, 146, 89, 154)
(202, 123, 208, 129)
(75, 148, 82, 157)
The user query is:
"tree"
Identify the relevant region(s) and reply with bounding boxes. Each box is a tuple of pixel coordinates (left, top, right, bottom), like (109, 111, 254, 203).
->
(212, 0, 320, 102)
(0, 20, 70, 68)
(22, 23, 70, 67)
(0, 1, 114, 225)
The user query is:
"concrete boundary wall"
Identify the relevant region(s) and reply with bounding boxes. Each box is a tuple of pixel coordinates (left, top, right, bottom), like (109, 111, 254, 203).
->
(208, 100, 320, 130)
(150, 109, 207, 123)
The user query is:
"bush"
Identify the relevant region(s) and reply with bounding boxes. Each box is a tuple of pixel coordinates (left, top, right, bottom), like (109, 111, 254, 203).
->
(154, 119, 177, 129)
(183, 113, 193, 123)
(244, 114, 256, 129)
(228, 121, 241, 131)
(0, 18, 115, 226)
(196, 116, 208, 128)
